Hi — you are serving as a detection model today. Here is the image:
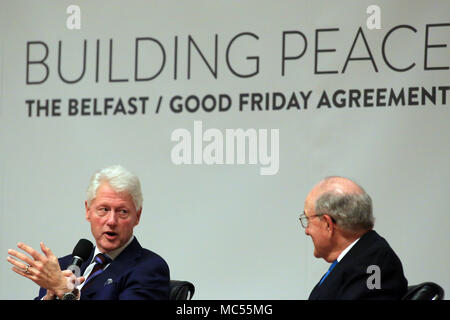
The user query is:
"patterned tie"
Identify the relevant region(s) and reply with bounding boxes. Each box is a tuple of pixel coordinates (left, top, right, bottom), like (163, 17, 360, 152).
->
(319, 260, 338, 285)
(81, 253, 112, 290)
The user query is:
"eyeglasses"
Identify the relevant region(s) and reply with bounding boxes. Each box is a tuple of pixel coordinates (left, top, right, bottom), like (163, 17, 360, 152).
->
(299, 212, 336, 228)
(298, 212, 323, 228)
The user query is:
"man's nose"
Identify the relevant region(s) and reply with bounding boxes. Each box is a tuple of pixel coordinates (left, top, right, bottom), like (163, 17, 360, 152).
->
(106, 211, 119, 225)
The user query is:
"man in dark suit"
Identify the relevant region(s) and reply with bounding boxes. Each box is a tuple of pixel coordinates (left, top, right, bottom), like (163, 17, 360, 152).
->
(300, 176, 407, 299)
(7, 165, 170, 300)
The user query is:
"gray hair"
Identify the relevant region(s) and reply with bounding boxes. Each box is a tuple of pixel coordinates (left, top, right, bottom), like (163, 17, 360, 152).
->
(86, 165, 143, 211)
(315, 191, 374, 232)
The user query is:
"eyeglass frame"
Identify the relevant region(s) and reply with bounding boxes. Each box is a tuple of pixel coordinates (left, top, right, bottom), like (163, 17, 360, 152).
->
(299, 211, 336, 228)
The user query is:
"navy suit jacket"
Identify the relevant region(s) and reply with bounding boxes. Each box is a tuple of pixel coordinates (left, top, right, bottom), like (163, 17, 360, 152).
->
(36, 237, 170, 300)
(308, 230, 408, 300)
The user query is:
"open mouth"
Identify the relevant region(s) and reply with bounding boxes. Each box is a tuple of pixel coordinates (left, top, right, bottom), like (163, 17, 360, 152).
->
(104, 231, 118, 239)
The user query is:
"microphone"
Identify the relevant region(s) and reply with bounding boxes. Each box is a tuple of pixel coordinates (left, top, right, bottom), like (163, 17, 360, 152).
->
(67, 239, 93, 276)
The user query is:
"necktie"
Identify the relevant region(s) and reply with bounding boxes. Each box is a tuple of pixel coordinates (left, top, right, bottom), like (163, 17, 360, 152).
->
(319, 260, 338, 285)
(81, 253, 112, 290)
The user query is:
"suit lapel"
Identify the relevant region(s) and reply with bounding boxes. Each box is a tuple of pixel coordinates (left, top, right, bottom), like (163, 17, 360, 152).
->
(80, 249, 95, 275)
(81, 238, 142, 299)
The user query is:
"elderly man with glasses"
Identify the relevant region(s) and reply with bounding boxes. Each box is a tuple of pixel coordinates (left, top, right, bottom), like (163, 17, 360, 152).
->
(301, 176, 408, 300)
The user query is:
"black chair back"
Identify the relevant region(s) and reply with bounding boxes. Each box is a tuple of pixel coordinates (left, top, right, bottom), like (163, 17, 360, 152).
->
(402, 282, 444, 300)
(169, 280, 195, 300)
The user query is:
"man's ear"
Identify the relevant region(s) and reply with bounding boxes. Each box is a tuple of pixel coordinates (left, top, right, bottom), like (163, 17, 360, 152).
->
(85, 201, 91, 221)
(323, 214, 335, 233)
(135, 207, 142, 226)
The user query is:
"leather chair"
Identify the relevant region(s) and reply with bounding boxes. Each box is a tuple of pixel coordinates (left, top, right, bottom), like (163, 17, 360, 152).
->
(402, 282, 444, 300)
(169, 280, 195, 300)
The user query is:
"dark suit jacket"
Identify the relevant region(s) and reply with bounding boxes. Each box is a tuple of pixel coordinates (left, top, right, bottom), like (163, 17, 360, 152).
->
(36, 237, 170, 300)
(308, 230, 407, 300)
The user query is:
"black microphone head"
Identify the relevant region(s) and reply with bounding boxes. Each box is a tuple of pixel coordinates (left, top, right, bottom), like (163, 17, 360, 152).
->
(72, 239, 93, 262)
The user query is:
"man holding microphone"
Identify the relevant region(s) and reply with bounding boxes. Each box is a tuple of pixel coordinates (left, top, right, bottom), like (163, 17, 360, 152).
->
(7, 165, 170, 300)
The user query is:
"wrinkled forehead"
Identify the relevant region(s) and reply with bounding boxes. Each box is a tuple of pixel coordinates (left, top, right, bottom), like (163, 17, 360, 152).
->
(304, 188, 319, 214)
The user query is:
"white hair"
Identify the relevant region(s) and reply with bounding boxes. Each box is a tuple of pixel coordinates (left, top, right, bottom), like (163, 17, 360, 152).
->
(314, 176, 375, 232)
(86, 165, 143, 211)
